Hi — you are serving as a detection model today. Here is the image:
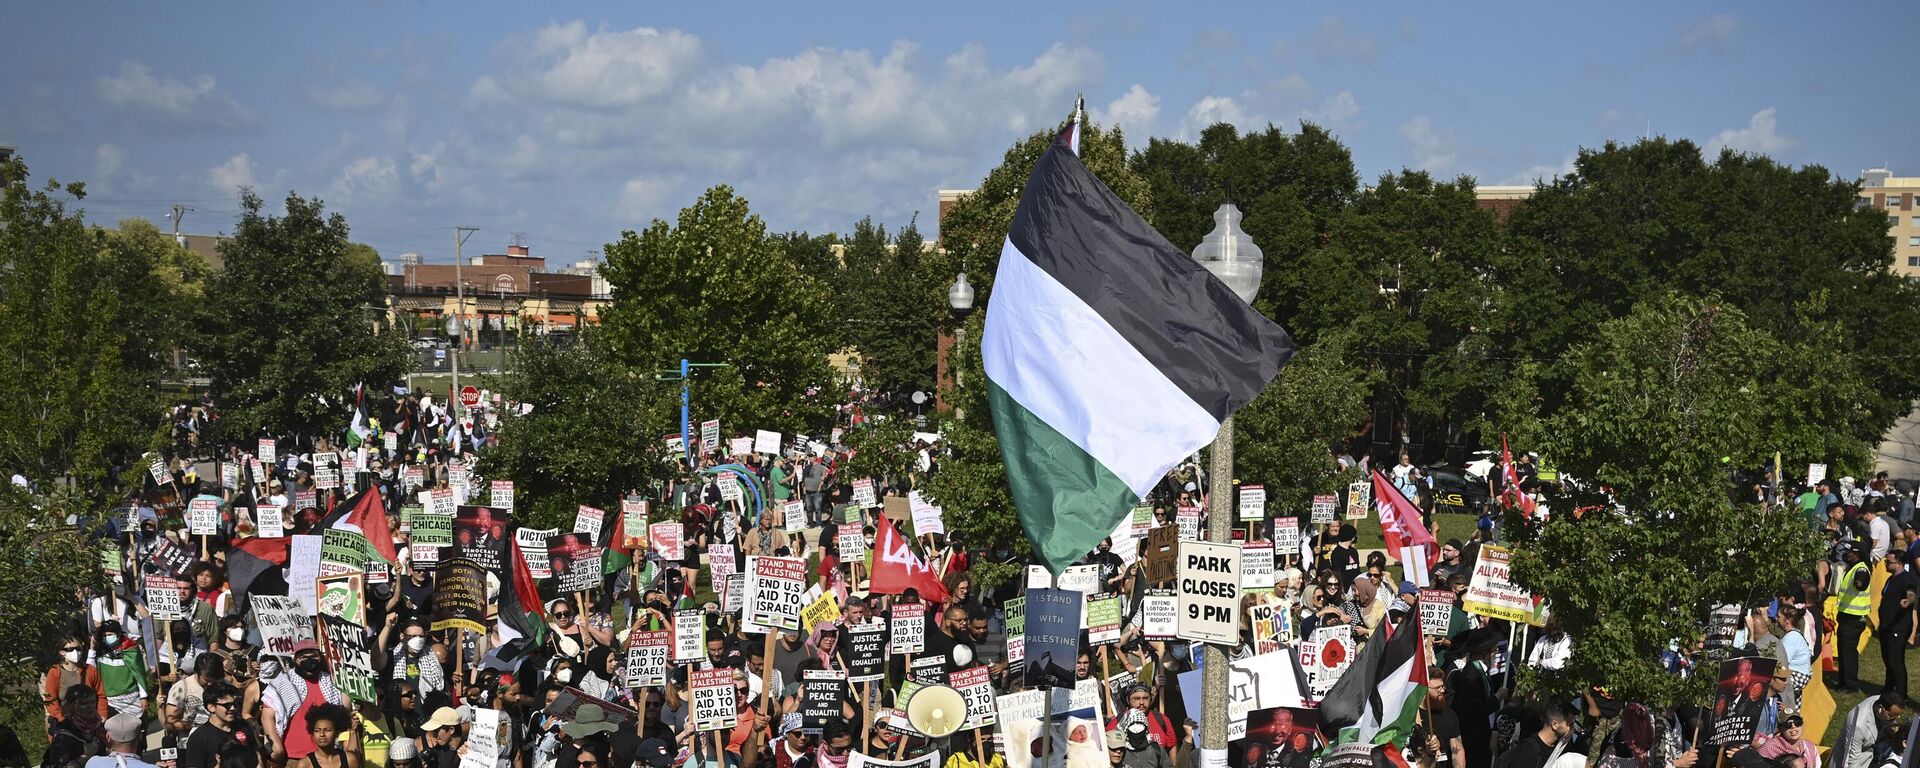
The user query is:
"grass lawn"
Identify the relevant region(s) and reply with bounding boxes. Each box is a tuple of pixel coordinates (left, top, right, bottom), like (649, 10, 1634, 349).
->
(1344, 510, 1480, 552)
(1821, 634, 1897, 746)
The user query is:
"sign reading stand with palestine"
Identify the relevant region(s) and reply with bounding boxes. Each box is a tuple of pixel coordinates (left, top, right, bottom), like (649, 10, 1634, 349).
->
(1177, 541, 1241, 644)
(1420, 589, 1456, 636)
(746, 556, 806, 631)
(624, 630, 670, 689)
(690, 669, 737, 732)
(1311, 494, 1337, 524)
(490, 481, 514, 509)
(189, 496, 221, 536)
(889, 603, 925, 655)
(574, 505, 605, 538)
(145, 575, 186, 621)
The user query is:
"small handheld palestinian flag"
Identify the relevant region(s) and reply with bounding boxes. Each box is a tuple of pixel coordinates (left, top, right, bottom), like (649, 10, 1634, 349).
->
(983, 100, 1296, 574)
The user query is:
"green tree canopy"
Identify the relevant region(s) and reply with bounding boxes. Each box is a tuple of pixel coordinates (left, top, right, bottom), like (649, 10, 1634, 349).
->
(840, 216, 944, 396)
(0, 159, 194, 494)
(599, 185, 841, 436)
(196, 191, 406, 442)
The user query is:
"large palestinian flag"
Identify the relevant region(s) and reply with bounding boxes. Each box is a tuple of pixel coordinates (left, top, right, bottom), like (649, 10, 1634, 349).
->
(1319, 608, 1429, 768)
(982, 118, 1296, 574)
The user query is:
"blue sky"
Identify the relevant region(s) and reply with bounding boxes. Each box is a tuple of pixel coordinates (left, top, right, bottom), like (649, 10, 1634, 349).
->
(4, 2, 1915, 264)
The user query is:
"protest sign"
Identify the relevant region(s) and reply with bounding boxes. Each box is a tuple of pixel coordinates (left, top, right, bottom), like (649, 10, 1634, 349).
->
(800, 590, 841, 632)
(837, 529, 866, 563)
(573, 505, 606, 538)
(404, 466, 425, 492)
(1141, 589, 1178, 640)
(547, 533, 603, 593)
(1239, 485, 1267, 521)
(319, 615, 377, 703)
(1057, 564, 1100, 595)
(144, 575, 186, 621)
(251, 595, 312, 662)
(100, 546, 119, 577)
(907, 491, 944, 536)
(951, 665, 998, 730)
(320, 528, 368, 578)
(313, 452, 340, 490)
(430, 557, 488, 634)
(1242, 543, 1275, 591)
(1272, 517, 1300, 559)
(146, 454, 169, 486)
(460, 708, 503, 768)
(295, 489, 317, 512)
(848, 755, 940, 768)
(1706, 604, 1742, 651)
(1132, 503, 1154, 533)
(447, 460, 469, 495)
(754, 429, 782, 455)
(1344, 481, 1370, 519)
(452, 505, 508, 574)
(365, 559, 389, 586)
(700, 419, 720, 451)
(889, 603, 926, 655)
(782, 500, 806, 534)
(624, 630, 670, 689)
(1710, 656, 1778, 745)
(1419, 589, 1456, 637)
(515, 527, 557, 579)
(1304, 625, 1354, 696)
(317, 573, 366, 627)
(837, 503, 863, 525)
(1176, 505, 1202, 540)
(249, 458, 266, 486)
(621, 499, 649, 548)
(258, 438, 276, 464)
(1806, 463, 1826, 487)
(717, 472, 743, 503)
(851, 479, 878, 508)
(719, 572, 746, 621)
(1247, 706, 1321, 767)
(727, 437, 752, 456)
(800, 669, 847, 733)
(1022, 587, 1082, 689)
(257, 502, 285, 538)
(710, 544, 736, 577)
(490, 480, 514, 510)
(1086, 595, 1122, 645)
(220, 461, 239, 490)
(545, 687, 638, 727)
(383, 432, 397, 452)
(690, 668, 738, 732)
(1178, 541, 1242, 644)
(1142, 525, 1179, 585)
(1003, 597, 1025, 670)
(649, 521, 684, 561)
(1462, 545, 1540, 624)
(846, 619, 888, 682)
(288, 534, 322, 614)
(664, 434, 685, 455)
(189, 496, 220, 536)
(747, 556, 806, 631)
(909, 654, 948, 685)
(1248, 603, 1284, 656)
(673, 609, 707, 663)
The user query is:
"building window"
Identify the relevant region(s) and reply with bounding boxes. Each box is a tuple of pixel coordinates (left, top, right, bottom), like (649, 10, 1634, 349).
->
(1892, 194, 1909, 208)
(1909, 256, 1920, 267)
(1910, 236, 1920, 247)
(1894, 216, 1903, 228)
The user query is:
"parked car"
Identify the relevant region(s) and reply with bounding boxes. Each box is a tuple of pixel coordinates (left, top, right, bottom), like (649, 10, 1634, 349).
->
(1425, 466, 1492, 516)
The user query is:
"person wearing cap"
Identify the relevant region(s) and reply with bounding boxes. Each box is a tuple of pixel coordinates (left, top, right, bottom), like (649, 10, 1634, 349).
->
(84, 713, 159, 768)
(416, 706, 464, 768)
(260, 641, 346, 763)
(385, 737, 420, 768)
(1105, 684, 1176, 749)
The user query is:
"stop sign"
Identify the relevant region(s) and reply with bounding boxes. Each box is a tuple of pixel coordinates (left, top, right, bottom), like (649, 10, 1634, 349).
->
(459, 385, 481, 408)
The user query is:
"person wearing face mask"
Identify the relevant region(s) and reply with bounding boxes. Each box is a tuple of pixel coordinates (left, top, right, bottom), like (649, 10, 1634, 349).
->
(91, 620, 150, 718)
(43, 633, 108, 735)
(260, 642, 347, 765)
(378, 618, 447, 700)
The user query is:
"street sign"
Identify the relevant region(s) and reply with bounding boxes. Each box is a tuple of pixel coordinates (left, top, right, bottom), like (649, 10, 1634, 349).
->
(460, 385, 481, 408)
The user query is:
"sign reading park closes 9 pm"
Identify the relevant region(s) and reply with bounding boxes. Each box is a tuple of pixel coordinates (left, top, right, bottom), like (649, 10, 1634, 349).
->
(1177, 541, 1241, 644)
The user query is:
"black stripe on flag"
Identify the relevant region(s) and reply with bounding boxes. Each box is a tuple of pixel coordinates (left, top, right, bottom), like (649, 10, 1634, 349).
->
(1006, 140, 1296, 421)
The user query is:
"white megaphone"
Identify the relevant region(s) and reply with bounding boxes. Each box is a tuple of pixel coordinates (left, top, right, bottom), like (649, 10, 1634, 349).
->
(905, 684, 967, 738)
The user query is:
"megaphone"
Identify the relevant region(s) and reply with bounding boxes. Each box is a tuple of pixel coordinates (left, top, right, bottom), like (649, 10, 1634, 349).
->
(905, 684, 967, 738)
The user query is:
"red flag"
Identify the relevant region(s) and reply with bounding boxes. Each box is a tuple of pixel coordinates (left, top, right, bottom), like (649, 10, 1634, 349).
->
(869, 514, 948, 603)
(1501, 434, 1536, 519)
(1371, 470, 1439, 585)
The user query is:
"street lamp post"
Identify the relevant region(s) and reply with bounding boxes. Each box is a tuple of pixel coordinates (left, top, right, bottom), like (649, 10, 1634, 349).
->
(1191, 203, 1263, 764)
(947, 271, 975, 420)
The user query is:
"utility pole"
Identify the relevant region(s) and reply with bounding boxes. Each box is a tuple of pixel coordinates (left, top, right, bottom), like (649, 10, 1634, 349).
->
(169, 204, 194, 246)
(657, 360, 732, 466)
(452, 226, 478, 419)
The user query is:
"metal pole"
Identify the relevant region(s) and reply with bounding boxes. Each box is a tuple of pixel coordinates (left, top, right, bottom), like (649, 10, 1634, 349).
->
(452, 227, 477, 417)
(1200, 414, 1234, 764)
(953, 323, 966, 422)
(680, 358, 692, 465)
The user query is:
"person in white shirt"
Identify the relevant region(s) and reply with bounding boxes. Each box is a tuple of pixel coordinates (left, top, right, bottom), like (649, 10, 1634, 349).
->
(1866, 505, 1892, 562)
(1527, 617, 1572, 671)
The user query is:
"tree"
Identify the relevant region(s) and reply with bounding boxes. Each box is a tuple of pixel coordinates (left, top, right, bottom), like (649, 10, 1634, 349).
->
(477, 332, 675, 530)
(599, 186, 841, 436)
(921, 121, 1145, 564)
(196, 191, 406, 442)
(841, 216, 943, 397)
(1509, 297, 1825, 705)
(0, 487, 107, 726)
(0, 159, 193, 494)
(1232, 329, 1378, 512)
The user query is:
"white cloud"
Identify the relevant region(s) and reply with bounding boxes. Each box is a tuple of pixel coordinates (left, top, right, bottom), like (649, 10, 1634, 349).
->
(304, 82, 390, 112)
(1706, 108, 1794, 156)
(1182, 95, 1247, 137)
(1400, 116, 1456, 174)
(207, 153, 259, 192)
(503, 22, 703, 110)
(1676, 14, 1738, 54)
(1502, 155, 1578, 185)
(1100, 84, 1160, 136)
(616, 176, 683, 223)
(1303, 91, 1360, 127)
(1178, 76, 1359, 137)
(94, 144, 125, 179)
(332, 156, 400, 201)
(96, 62, 254, 129)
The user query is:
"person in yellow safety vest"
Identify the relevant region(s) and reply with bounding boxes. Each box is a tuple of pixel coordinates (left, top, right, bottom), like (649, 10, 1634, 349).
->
(1834, 544, 1873, 692)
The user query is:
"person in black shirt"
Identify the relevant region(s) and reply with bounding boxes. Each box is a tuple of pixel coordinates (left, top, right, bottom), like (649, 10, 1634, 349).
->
(1419, 666, 1465, 768)
(1494, 700, 1573, 768)
(1879, 551, 1917, 696)
(1450, 631, 1500, 768)
(181, 681, 258, 768)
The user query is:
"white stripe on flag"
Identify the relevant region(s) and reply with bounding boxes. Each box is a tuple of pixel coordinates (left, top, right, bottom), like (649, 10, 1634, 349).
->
(982, 238, 1221, 496)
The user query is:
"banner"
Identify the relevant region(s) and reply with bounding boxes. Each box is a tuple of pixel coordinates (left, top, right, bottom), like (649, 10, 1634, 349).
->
(624, 630, 670, 689)
(1022, 588, 1082, 689)
(547, 533, 603, 593)
(1461, 545, 1539, 624)
(453, 505, 508, 574)
(430, 558, 488, 634)
(747, 556, 806, 631)
(690, 668, 738, 732)
(515, 528, 558, 580)
(251, 595, 312, 661)
(1178, 541, 1241, 644)
(319, 615, 378, 703)
(1710, 656, 1778, 745)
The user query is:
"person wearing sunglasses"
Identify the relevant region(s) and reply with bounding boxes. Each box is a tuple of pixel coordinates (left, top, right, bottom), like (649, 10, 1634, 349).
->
(42, 633, 106, 736)
(180, 681, 257, 768)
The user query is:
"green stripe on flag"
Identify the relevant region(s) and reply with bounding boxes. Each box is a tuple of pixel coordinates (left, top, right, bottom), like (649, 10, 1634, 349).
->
(988, 379, 1140, 572)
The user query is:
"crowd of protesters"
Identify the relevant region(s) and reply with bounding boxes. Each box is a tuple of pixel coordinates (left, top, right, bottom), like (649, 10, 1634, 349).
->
(20, 385, 1920, 768)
